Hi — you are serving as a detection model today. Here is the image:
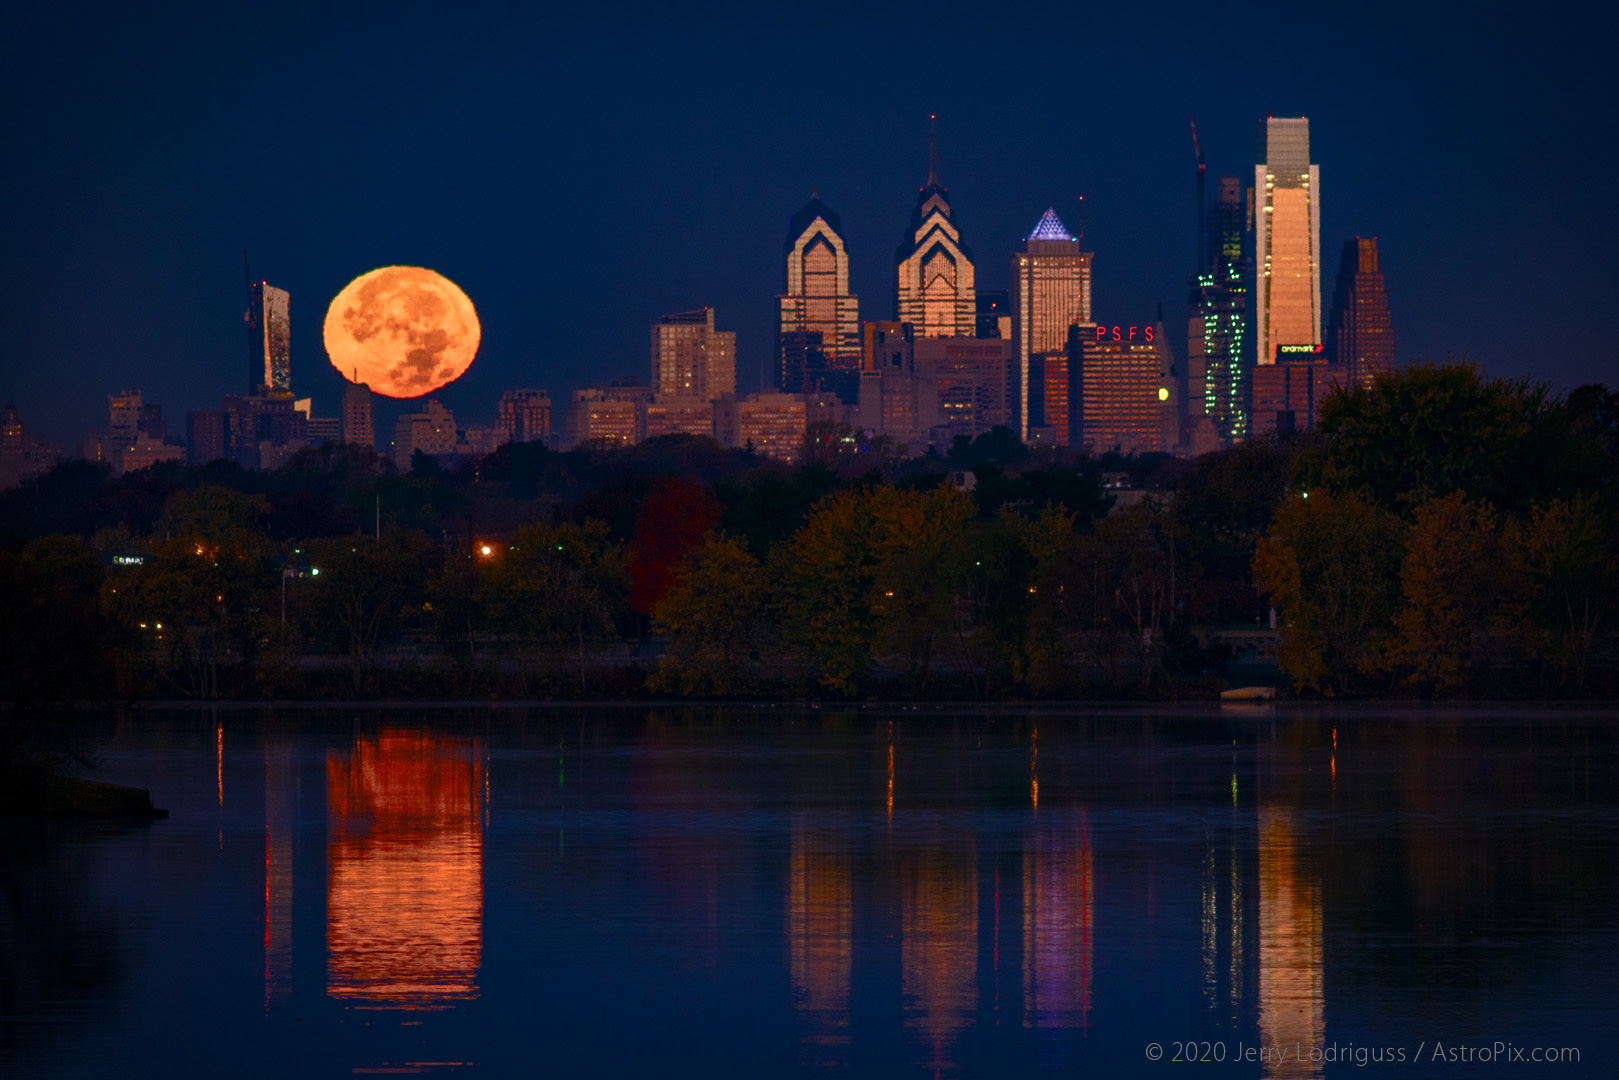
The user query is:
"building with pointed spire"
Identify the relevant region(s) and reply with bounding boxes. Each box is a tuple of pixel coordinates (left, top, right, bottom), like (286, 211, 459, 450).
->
(1011, 207, 1092, 439)
(1254, 118, 1321, 368)
(777, 198, 860, 394)
(1326, 237, 1394, 390)
(895, 117, 976, 339)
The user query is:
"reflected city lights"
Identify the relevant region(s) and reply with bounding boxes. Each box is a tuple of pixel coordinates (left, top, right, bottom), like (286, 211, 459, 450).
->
(1023, 815, 1094, 1030)
(1258, 806, 1324, 1079)
(787, 819, 852, 1061)
(902, 836, 977, 1073)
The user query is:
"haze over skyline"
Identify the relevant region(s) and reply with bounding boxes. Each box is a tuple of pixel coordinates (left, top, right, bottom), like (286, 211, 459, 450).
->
(4, 0, 1613, 443)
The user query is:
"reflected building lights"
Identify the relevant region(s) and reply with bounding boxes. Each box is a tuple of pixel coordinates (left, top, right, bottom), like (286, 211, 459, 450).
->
(903, 837, 977, 1073)
(326, 728, 486, 1010)
(263, 744, 295, 1011)
(787, 819, 852, 1061)
(1258, 807, 1324, 1079)
(1022, 816, 1094, 1030)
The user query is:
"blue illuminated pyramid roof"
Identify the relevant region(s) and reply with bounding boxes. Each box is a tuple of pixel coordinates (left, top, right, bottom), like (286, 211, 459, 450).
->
(1028, 208, 1072, 241)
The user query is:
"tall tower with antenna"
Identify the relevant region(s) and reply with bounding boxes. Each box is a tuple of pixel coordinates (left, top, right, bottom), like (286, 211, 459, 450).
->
(895, 115, 976, 338)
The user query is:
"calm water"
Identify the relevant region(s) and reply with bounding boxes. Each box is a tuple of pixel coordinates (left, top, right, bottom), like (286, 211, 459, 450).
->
(3, 706, 1616, 1078)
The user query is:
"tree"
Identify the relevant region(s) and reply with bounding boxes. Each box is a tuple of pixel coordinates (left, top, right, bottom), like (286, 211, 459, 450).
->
(1253, 492, 1405, 695)
(1294, 363, 1603, 518)
(489, 520, 627, 693)
(626, 475, 723, 617)
(304, 530, 435, 693)
(1388, 493, 1501, 693)
(649, 532, 768, 695)
(1521, 496, 1616, 690)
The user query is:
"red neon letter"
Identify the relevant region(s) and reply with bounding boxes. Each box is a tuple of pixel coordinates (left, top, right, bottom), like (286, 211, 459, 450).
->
(1128, 326, 1138, 341)
(1111, 326, 1122, 341)
(1145, 326, 1155, 341)
(1095, 326, 1105, 342)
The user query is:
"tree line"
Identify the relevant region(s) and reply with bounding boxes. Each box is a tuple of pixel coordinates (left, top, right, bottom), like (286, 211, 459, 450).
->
(1, 364, 1614, 718)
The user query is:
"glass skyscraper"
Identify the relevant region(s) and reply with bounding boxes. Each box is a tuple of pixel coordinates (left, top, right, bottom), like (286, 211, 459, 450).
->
(777, 198, 860, 393)
(1326, 238, 1395, 390)
(895, 120, 976, 339)
(1011, 208, 1092, 440)
(651, 308, 736, 402)
(247, 281, 291, 394)
(1188, 176, 1252, 442)
(1253, 118, 1320, 368)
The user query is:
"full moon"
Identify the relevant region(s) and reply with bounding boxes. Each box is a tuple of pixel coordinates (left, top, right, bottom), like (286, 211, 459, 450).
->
(323, 266, 480, 398)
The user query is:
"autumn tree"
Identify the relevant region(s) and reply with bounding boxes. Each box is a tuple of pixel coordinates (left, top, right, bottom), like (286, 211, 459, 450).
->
(1388, 493, 1501, 693)
(488, 520, 627, 692)
(649, 532, 768, 695)
(627, 475, 723, 617)
(1253, 491, 1405, 695)
(1521, 496, 1616, 689)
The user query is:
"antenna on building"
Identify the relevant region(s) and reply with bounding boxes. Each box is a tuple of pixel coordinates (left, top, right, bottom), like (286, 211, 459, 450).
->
(928, 114, 938, 186)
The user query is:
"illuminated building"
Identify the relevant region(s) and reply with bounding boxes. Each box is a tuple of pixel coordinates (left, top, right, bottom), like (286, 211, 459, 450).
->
(1249, 350, 1346, 436)
(651, 308, 736, 401)
(342, 380, 374, 449)
(713, 391, 808, 462)
(107, 390, 142, 445)
(115, 431, 184, 474)
(645, 396, 714, 440)
(390, 400, 457, 469)
(1026, 348, 1073, 446)
(777, 198, 860, 391)
(186, 409, 227, 466)
(496, 388, 551, 444)
(296, 399, 342, 445)
(895, 119, 976, 338)
(0, 402, 60, 490)
(1078, 325, 1176, 454)
(222, 392, 304, 470)
(564, 383, 648, 449)
(1326, 238, 1395, 390)
(856, 322, 944, 448)
(453, 425, 508, 457)
(1188, 176, 1252, 442)
(913, 336, 1012, 439)
(976, 289, 1010, 339)
(787, 819, 852, 1061)
(1254, 118, 1321, 367)
(1012, 208, 1092, 438)
(247, 280, 292, 394)
(326, 729, 485, 1009)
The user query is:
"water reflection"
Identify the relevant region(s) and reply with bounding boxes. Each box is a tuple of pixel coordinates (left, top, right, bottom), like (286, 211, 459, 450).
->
(787, 817, 852, 1061)
(1022, 815, 1093, 1030)
(325, 728, 486, 1009)
(1257, 806, 1324, 1079)
(263, 743, 294, 1011)
(901, 831, 977, 1074)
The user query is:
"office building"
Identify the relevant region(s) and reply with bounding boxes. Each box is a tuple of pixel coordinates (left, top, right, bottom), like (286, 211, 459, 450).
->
(1254, 118, 1320, 367)
(390, 400, 457, 470)
(1011, 208, 1092, 438)
(1326, 238, 1395, 390)
(116, 432, 184, 474)
(187, 409, 228, 467)
(107, 391, 142, 445)
(248, 281, 292, 394)
(1250, 349, 1346, 436)
(645, 396, 715, 440)
(1079, 325, 1177, 455)
(222, 393, 304, 470)
(856, 322, 945, 448)
(1188, 175, 1252, 443)
(913, 336, 1012, 439)
(0, 402, 60, 490)
(651, 308, 736, 401)
(712, 391, 810, 462)
(343, 380, 374, 449)
(496, 388, 552, 444)
(564, 383, 649, 449)
(895, 119, 976, 338)
(777, 198, 860, 391)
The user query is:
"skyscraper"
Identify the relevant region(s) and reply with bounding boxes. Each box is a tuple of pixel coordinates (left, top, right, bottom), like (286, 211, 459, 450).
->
(247, 281, 292, 394)
(1188, 176, 1252, 443)
(1254, 118, 1320, 368)
(1011, 208, 1092, 439)
(343, 380, 375, 449)
(778, 198, 859, 391)
(1078, 325, 1176, 455)
(495, 388, 551, 444)
(895, 118, 976, 339)
(1326, 238, 1395, 390)
(651, 308, 736, 401)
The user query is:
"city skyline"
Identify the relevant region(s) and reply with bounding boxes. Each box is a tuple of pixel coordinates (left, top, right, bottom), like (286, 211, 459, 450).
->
(2, 4, 1612, 445)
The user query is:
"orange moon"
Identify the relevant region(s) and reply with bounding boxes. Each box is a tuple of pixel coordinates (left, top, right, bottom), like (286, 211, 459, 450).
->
(323, 266, 480, 398)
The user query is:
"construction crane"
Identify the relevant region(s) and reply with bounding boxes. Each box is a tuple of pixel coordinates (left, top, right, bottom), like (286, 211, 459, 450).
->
(1190, 115, 1206, 273)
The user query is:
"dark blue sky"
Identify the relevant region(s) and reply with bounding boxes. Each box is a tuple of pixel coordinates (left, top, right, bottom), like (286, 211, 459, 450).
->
(4, 1, 1614, 444)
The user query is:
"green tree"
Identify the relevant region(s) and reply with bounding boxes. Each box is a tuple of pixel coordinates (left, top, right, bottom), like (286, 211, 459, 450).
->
(649, 532, 768, 695)
(304, 530, 436, 692)
(1253, 492, 1405, 695)
(1388, 493, 1500, 693)
(489, 520, 627, 693)
(1522, 496, 1615, 690)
